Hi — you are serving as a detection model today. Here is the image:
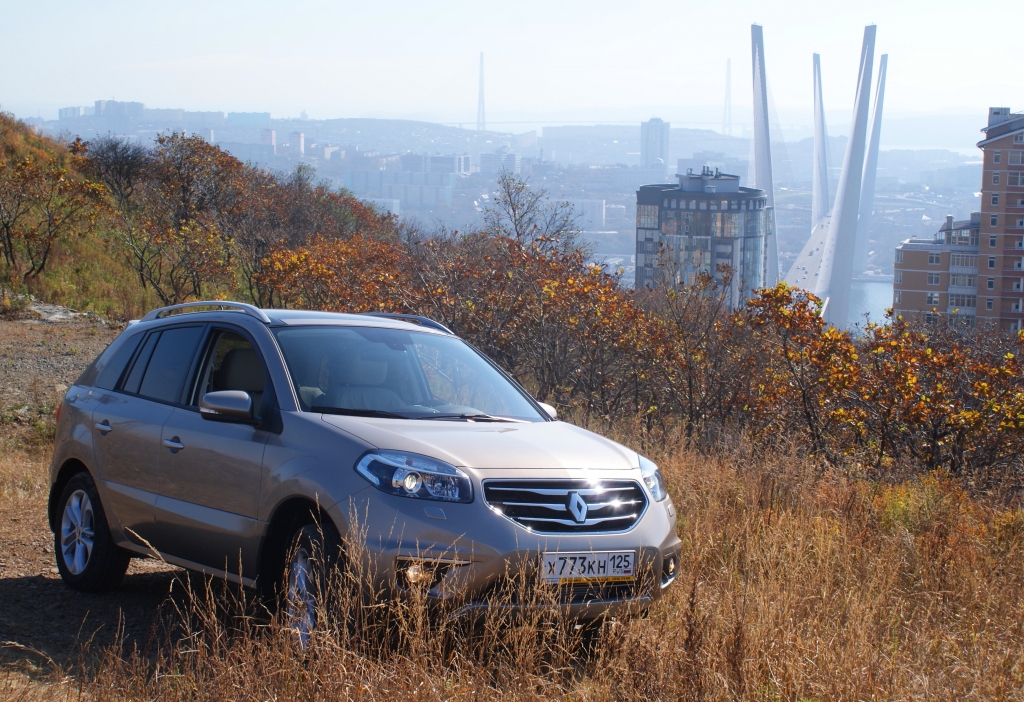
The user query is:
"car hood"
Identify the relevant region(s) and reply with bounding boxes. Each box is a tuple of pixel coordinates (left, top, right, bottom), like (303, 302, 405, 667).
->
(320, 415, 639, 470)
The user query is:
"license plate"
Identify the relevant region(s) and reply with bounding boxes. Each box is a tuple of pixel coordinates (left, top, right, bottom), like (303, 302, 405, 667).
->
(541, 551, 635, 584)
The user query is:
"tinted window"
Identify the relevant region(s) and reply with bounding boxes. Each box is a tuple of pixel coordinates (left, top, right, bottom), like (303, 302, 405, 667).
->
(137, 326, 205, 403)
(122, 332, 160, 395)
(94, 333, 144, 390)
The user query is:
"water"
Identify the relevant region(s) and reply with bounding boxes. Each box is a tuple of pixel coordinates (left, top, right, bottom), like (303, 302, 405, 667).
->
(847, 279, 894, 330)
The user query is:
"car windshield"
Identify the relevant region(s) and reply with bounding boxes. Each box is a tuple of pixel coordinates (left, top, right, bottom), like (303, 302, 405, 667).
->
(272, 325, 545, 422)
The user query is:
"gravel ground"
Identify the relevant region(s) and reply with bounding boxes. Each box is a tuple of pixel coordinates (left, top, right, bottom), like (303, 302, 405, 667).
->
(0, 317, 184, 680)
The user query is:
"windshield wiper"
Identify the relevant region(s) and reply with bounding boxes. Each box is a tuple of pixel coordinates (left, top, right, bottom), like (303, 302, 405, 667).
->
(311, 406, 411, 419)
(416, 413, 524, 423)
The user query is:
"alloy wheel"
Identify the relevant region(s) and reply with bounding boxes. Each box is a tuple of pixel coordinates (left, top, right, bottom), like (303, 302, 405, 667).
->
(60, 489, 95, 575)
(287, 546, 316, 648)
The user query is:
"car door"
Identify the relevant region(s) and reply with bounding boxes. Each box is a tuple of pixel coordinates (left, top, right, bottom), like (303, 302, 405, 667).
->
(91, 325, 206, 551)
(154, 327, 272, 578)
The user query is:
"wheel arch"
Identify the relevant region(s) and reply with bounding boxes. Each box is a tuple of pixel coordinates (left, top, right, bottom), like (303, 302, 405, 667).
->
(48, 458, 90, 533)
(257, 496, 340, 592)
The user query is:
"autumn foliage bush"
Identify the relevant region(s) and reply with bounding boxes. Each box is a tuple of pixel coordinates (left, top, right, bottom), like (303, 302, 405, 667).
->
(1, 111, 1022, 484)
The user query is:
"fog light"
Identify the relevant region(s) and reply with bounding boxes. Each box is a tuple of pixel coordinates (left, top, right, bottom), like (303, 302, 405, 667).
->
(664, 555, 677, 578)
(402, 472, 422, 493)
(405, 562, 430, 585)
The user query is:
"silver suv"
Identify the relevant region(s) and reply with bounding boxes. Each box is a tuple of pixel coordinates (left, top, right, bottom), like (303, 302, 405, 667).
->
(49, 302, 680, 629)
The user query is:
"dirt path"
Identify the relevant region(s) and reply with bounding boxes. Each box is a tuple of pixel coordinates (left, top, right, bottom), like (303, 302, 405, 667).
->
(0, 318, 182, 678)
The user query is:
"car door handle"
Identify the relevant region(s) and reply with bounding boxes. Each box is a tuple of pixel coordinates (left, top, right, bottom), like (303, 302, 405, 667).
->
(95, 421, 112, 434)
(162, 438, 184, 451)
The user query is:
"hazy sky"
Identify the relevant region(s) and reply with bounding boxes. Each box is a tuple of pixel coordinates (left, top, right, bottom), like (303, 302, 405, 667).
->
(4, 0, 1020, 129)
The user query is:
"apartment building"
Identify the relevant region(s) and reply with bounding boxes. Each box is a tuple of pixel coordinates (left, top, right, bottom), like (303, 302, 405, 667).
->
(892, 213, 980, 323)
(892, 107, 1024, 330)
(977, 107, 1024, 330)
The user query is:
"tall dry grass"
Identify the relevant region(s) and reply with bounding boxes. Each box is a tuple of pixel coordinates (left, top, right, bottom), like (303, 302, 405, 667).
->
(4, 434, 1023, 701)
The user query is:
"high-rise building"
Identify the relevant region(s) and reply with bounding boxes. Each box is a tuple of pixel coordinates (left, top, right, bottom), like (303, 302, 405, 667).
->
(634, 167, 771, 307)
(290, 131, 305, 158)
(261, 129, 277, 155)
(479, 148, 520, 175)
(976, 107, 1024, 329)
(58, 106, 83, 121)
(94, 100, 145, 120)
(892, 107, 1024, 331)
(640, 118, 670, 169)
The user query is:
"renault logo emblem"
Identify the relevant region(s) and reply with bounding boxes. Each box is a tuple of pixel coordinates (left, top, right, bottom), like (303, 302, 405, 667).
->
(567, 492, 588, 523)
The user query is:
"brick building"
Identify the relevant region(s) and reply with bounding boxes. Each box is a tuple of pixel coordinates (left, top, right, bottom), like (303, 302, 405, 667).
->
(893, 107, 1024, 330)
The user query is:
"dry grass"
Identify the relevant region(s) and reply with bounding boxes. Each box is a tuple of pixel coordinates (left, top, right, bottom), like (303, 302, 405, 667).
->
(2, 433, 1023, 701)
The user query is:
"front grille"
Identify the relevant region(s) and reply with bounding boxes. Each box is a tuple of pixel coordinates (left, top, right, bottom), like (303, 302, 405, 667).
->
(483, 479, 647, 534)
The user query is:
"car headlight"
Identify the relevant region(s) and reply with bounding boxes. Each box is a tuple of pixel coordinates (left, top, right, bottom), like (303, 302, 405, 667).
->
(639, 455, 667, 502)
(355, 451, 473, 503)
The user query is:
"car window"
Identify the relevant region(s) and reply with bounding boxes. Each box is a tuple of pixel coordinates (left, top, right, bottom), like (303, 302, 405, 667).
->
(94, 333, 144, 390)
(135, 326, 205, 404)
(273, 326, 543, 421)
(192, 330, 267, 408)
(121, 332, 160, 395)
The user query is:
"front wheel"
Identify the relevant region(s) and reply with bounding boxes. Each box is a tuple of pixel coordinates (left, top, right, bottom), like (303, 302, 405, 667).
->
(284, 522, 342, 648)
(54, 473, 131, 592)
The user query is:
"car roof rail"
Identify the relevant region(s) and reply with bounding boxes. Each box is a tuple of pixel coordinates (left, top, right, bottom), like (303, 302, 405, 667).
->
(140, 301, 273, 324)
(359, 312, 454, 334)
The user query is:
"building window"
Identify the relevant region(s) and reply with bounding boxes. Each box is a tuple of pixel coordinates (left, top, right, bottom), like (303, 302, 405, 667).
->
(894, 270, 903, 284)
(928, 252, 941, 264)
(988, 277, 996, 289)
(951, 254, 978, 267)
(992, 215, 999, 227)
(895, 249, 903, 264)
(1011, 173, 1022, 186)
(637, 204, 659, 229)
(1011, 151, 1024, 166)
(994, 152, 1002, 164)
(991, 236, 998, 247)
(925, 312, 939, 324)
(1016, 133, 1024, 144)
(990, 256, 997, 269)
(993, 194, 1000, 206)
(987, 298, 994, 310)
(927, 273, 940, 285)
(893, 290, 902, 305)
(926, 292, 940, 305)
(948, 294, 976, 308)
(994, 174, 1001, 185)
(950, 274, 976, 287)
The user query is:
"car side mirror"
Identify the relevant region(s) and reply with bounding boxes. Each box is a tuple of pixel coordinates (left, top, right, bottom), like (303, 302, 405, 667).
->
(537, 402, 558, 420)
(201, 390, 256, 424)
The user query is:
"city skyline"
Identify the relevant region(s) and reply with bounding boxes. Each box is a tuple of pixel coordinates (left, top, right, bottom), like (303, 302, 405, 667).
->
(3, 0, 1021, 134)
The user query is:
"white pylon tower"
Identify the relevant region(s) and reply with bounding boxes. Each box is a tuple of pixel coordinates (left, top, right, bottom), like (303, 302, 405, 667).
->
(723, 58, 732, 136)
(784, 52, 834, 290)
(815, 25, 876, 327)
(853, 54, 888, 277)
(751, 25, 779, 286)
(476, 53, 486, 131)
(811, 54, 830, 231)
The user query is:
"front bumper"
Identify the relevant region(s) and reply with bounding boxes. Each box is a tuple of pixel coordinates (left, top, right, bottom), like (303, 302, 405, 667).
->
(330, 469, 682, 620)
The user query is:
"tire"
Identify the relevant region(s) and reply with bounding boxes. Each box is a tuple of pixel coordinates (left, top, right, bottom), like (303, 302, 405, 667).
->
(53, 473, 131, 592)
(282, 521, 343, 648)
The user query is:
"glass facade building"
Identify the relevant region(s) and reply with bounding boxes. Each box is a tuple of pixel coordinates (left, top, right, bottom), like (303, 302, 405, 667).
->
(634, 167, 772, 308)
